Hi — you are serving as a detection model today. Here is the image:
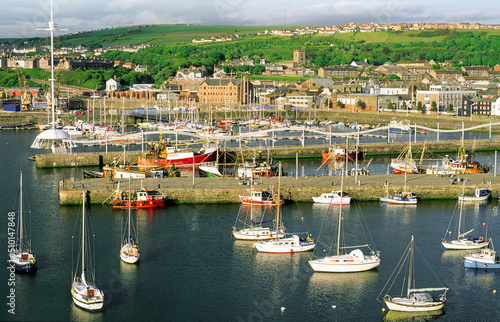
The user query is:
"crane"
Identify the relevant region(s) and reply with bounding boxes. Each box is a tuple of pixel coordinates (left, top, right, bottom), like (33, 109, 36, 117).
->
(16, 64, 32, 111)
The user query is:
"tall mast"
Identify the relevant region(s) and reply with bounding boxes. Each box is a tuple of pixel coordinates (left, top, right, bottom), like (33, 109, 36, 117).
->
(276, 162, 282, 235)
(81, 192, 86, 286)
(128, 178, 131, 238)
(49, 0, 55, 127)
(19, 171, 23, 250)
(407, 236, 414, 298)
(336, 169, 344, 256)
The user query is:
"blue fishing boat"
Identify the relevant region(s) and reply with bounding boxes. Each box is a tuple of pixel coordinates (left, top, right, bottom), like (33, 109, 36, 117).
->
(464, 245, 500, 270)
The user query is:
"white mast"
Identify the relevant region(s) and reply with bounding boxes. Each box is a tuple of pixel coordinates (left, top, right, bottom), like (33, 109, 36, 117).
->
(81, 192, 87, 286)
(336, 170, 344, 256)
(19, 171, 23, 251)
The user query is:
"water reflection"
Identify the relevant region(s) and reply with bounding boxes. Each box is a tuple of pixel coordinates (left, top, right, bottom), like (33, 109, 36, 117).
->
(306, 271, 379, 317)
(383, 309, 444, 321)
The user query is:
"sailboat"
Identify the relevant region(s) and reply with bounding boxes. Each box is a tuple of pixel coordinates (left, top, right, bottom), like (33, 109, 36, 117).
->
(232, 176, 284, 241)
(380, 149, 418, 205)
(308, 171, 380, 272)
(442, 183, 490, 250)
(71, 192, 104, 311)
(9, 171, 37, 273)
(120, 180, 140, 263)
(253, 163, 315, 253)
(380, 236, 448, 312)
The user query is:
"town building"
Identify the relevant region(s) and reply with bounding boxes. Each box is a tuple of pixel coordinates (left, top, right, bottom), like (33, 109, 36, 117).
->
(198, 77, 252, 105)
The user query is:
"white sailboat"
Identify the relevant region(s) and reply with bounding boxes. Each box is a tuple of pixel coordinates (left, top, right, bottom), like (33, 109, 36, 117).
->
(9, 171, 37, 273)
(308, 171, 380, 272)
(233, 176, 284, 241)
(380, 236, 448, 312)
(380, 148, 418, 205)
(71, 192, 104, 311)
(120, 180, 140, 263)
(253, 163, 315, 253)
(442, 183, 490, 250)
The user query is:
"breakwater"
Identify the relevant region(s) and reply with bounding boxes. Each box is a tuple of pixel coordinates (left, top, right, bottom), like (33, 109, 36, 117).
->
(58, 173, 500, 205)
(36, 138, 500, 168)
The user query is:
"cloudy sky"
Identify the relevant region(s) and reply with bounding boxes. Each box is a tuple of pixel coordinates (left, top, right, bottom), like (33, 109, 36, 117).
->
(2, 0, 499, 38)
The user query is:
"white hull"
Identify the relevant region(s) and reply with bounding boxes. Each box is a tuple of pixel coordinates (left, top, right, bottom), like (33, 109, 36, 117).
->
(379, 197, 417, 205)
(308, 255, 380, 272)
(120, 252, 140, 264)
(232, 227, 283, 241)
(253, 235, 315, 253)
(442, 240, 489, 250)
(71, 282, 104, 311)
(312, 197, 351, 205)
(384, 297, 445, 312)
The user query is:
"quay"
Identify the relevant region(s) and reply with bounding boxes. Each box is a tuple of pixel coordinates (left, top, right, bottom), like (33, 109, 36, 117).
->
(59, 173, 500, 205)
(35, 138, 500, 168)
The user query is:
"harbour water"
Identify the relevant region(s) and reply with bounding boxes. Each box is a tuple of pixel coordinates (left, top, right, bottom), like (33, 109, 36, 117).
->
(1, 130, 500, 321)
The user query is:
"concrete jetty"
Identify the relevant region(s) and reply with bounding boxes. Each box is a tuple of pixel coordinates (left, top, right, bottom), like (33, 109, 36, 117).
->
(58, 173, 500, 205)
(36, 138, 500, 168)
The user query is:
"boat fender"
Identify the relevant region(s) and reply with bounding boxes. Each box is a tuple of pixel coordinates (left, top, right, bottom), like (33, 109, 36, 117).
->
(150, 201, 153, 205)
(269, 234, 272, 237)
(479, 237, 484, 241)
(29, 258, 34, 264)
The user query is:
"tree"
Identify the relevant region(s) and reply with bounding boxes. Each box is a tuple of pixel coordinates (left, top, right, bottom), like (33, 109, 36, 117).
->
(431, 100, 437, 112)
(387, 101, 394, 111)
(447, 103, 454, 114)
(356, 99, 366, 110)
(402, 101, 407, 111)
(417, 101, 423, 112)
(337, 100, 345, 108)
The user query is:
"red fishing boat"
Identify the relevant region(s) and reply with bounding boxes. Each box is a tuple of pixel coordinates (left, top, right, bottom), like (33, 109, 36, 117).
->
(138, 136, 217, 170)
(112, 188, 166, 209)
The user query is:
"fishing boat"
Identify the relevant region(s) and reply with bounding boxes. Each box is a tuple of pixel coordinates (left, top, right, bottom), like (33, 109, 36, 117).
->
(71, 192, 104, 311)
(239, 185, 284, 206)
(308, 172, 380, 272)
(442, 184, 490, 250)
(120, 180, 140, 264)
(388, 119, 412, 134)
(463, 244, 500, 269)
(458, 188, 491, 202)
(253, 163, 315, 253)
(390, 143, 419, 175)
(137, 135, 217, 170)
(312, 191, 351, 205)
(321, 146, 365, 162)
(441, 147, 490, 174)
(380, 236, 448, 312)
(9, 171, 37, 273)
(112, 186, 166, 209)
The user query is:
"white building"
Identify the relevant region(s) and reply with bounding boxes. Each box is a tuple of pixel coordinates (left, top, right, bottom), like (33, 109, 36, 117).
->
(106, 78, 122, 92)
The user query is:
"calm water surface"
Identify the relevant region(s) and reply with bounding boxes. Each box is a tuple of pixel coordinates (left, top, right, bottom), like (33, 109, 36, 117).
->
(1, 130, 499, 321)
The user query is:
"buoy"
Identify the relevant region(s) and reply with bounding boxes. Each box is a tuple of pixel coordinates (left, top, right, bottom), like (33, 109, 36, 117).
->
(494, 290, 497, 294)
(280, 307, 285, 312)
(382, 308, 386, 313)
(332, 305, 336, 309)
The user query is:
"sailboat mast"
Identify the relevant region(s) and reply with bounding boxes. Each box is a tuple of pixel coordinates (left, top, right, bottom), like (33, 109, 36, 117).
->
(458, 183, 465, 239)
(277, 162, 282, 234)
(19, 171, 23, 250)
(128, 178, 131, 238)
(407, 235, 414, 298)
(81, 192, 86, 285)
(336, 170, 344, 256)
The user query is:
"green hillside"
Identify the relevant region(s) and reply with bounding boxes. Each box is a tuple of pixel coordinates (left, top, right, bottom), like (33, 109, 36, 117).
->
(1, 26, 500, 91)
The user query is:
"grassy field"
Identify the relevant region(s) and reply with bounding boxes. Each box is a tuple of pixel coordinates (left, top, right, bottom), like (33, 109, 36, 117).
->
(58, 24, 273, 47)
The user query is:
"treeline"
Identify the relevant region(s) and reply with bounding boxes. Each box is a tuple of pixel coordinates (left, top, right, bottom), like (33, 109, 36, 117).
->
(2, 30, 500, 90)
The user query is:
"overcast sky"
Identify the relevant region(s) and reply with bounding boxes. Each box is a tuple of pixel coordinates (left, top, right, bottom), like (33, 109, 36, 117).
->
(1, 0, 499, 38)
